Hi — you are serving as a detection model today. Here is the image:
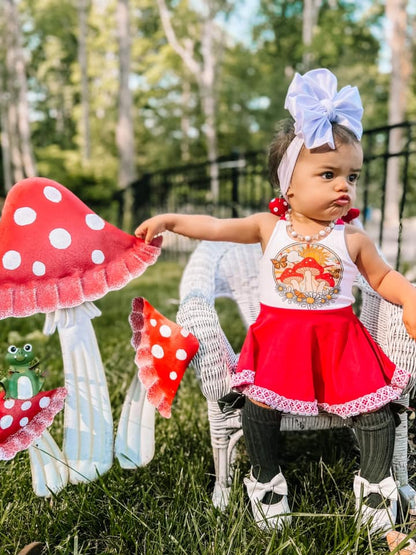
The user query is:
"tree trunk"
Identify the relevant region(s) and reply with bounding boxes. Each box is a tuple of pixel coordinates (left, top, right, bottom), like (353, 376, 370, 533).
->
(302, 0, 322, 70)
(78, 0, 91, 164)
(116, 0, 136, 230)
(156, 0, 220, 200)
(180, 79, 191, 163)
(1, 0, 36, 191)
(384, 0, 411, 227)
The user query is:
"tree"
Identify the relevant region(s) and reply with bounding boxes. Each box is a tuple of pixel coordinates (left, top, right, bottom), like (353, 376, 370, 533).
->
(384, 0, 412, 226)
(156, 0, 230, 200)
(77, 0, 91, 164)
(116, 0, 136, 229)
(0, 0, 36, 191)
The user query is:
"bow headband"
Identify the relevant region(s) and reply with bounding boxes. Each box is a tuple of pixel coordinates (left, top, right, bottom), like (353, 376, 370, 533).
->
(277, 68, 364, 200)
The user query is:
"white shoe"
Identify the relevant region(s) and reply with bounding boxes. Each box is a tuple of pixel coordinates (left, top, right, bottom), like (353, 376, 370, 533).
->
(354, 474, 398, 534)
(244, 470, 291, 530)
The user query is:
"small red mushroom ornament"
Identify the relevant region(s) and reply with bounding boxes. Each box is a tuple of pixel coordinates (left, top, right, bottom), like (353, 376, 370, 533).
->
(0, 343, 66, 460)
(129, 297, 199, 418)
(0, 388, 66, 460)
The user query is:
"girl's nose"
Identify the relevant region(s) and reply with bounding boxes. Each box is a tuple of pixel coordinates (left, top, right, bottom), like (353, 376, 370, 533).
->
(335, 177, 349, 191)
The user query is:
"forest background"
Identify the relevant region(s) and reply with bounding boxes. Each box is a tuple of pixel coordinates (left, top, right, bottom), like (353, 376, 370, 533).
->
(0, 0, 415, 220)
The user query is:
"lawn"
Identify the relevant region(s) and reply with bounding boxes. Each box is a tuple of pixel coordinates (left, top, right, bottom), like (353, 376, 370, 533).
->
(0, 261, 413, 554)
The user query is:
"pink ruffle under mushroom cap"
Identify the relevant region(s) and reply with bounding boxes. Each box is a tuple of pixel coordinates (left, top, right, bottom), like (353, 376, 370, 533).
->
(0, 177, 162, 318)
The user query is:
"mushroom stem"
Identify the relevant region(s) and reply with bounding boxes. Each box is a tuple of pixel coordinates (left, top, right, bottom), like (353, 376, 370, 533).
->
(27, 429, 69, 497)
(43, 302, 113, 483)
(115, 374, 155, 468)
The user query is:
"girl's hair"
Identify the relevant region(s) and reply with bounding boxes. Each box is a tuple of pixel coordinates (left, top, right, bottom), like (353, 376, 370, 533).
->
(268, 117, 361, 191)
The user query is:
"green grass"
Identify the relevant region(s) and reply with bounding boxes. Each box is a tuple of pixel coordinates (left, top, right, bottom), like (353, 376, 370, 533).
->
(0, 261, 413, 554)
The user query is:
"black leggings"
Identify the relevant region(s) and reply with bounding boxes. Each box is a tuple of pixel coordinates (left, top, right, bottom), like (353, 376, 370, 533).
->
(242, 398, 395, 485)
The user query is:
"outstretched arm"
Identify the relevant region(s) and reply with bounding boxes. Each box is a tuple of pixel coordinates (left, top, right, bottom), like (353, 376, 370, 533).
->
(135, 212, 275, 246)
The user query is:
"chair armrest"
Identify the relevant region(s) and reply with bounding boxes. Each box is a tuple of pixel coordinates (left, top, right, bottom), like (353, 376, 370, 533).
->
(176, 296, 238, 401)
(357, 276, 416, 391)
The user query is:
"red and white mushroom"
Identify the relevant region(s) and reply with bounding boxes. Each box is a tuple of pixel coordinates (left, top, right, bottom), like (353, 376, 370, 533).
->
(115, 297, 199, 467)
(316, 272, 335, 293)
(0, 388, 68, 496)
(279, 267, 304, 290)
(0, 177, 162, 484)
(293, 257, 324, 292)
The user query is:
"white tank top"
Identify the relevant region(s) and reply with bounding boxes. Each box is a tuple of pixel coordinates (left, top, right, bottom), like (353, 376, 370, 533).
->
(259, 219, 358, 309)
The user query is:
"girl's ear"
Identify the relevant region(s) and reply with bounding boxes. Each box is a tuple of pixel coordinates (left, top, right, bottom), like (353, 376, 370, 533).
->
(286, 186, 294, 198)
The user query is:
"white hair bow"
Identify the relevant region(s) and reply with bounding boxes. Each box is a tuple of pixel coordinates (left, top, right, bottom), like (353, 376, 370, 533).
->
(278, 68, 364, 199)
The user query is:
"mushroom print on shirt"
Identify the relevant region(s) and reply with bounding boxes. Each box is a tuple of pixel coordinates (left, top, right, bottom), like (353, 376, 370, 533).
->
(271, 243, 343, 308)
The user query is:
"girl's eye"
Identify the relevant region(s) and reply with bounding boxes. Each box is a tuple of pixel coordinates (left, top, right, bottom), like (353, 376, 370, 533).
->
(348, 174, 359, 184)
(322, 171, 333, 179)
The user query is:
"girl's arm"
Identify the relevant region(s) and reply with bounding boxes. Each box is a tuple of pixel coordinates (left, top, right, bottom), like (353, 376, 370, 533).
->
(351, 228, 416, 339)
(135, 212, 278, 247)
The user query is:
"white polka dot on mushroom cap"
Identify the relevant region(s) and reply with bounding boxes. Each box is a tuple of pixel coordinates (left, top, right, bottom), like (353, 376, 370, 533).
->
(43, 186, 62, 203)
(86, 213, 105, 230)
(4, 399, 15, 409)
(151, 344, 164, 359)
(21, 401, 32, 411)
(169, 371, 178, 380)
(176, 349, 187, 361)
(49, 228, 72, 249)
(14, 207, 37, 226)
(2, 250, 21, 270)
(19, 417, 29, 427)
(91, 249, 105, 264)
(150, 319, 157, 327)
(39, 396, 51, 409)
(32, 261, 46, 276)
(159, 325, 171, 338)
(0, 415, 13, 429)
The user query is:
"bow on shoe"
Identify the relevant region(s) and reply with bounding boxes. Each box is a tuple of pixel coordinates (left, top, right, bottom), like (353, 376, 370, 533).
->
(284, 68, 364, 149)
(244, 471, 288, 502)
(354, 475, 398, 502)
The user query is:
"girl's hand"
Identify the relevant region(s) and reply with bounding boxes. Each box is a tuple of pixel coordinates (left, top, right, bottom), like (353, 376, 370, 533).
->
(135, 216, 167, 244)
(402, 301, 416, 340)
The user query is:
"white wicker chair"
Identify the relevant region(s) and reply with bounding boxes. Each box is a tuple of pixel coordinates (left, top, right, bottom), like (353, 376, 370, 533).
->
(176, 240, 416, 511)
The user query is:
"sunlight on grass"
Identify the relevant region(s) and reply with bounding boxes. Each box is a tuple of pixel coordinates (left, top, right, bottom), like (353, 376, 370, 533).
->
(0, 261, 406, 553)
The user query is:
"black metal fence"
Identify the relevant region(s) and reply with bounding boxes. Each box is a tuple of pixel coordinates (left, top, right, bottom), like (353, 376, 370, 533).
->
(121, 121, 416, 270)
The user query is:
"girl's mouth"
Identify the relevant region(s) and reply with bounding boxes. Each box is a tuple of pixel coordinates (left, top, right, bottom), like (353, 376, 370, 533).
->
(334, 195, 350, 206)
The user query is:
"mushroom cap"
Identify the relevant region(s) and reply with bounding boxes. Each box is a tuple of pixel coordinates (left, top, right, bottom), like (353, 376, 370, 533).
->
(279, 267, 303, 283)
(316, 272, 335, 287)
(0, 387, 67, 460)
(293, 257, 324, 275)
(0, 178, 162, 319)
(129, 297, 199, 418)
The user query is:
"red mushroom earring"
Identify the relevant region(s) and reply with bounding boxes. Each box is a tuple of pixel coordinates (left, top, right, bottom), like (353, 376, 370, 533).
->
(115, 298, 199, 467)
(0, 177, 162, 485)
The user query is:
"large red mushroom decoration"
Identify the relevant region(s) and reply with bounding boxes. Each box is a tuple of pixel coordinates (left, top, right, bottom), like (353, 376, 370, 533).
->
(0, 177, 162, 484)
(115, 297, 199, 467)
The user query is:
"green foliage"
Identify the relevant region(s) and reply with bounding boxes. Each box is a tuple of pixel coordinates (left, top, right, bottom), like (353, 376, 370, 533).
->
(0, 261, 412, 553)
(0, 0, 413, 199)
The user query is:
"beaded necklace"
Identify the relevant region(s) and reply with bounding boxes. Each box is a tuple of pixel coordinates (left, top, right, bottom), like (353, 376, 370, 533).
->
(286, 209, 336, 243)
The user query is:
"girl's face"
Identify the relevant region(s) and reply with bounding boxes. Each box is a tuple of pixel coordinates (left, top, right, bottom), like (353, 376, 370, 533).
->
(287, 140, 363, 222)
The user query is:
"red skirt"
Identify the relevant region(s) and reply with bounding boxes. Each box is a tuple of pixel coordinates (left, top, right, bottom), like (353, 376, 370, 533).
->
(231, 304, 409, 418)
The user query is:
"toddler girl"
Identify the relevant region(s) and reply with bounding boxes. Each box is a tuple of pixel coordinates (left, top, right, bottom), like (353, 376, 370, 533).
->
(136, 68, 416, 534)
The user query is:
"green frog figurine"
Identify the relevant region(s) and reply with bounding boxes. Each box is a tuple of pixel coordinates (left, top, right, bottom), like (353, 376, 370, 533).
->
(0, 344, 44, 399)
